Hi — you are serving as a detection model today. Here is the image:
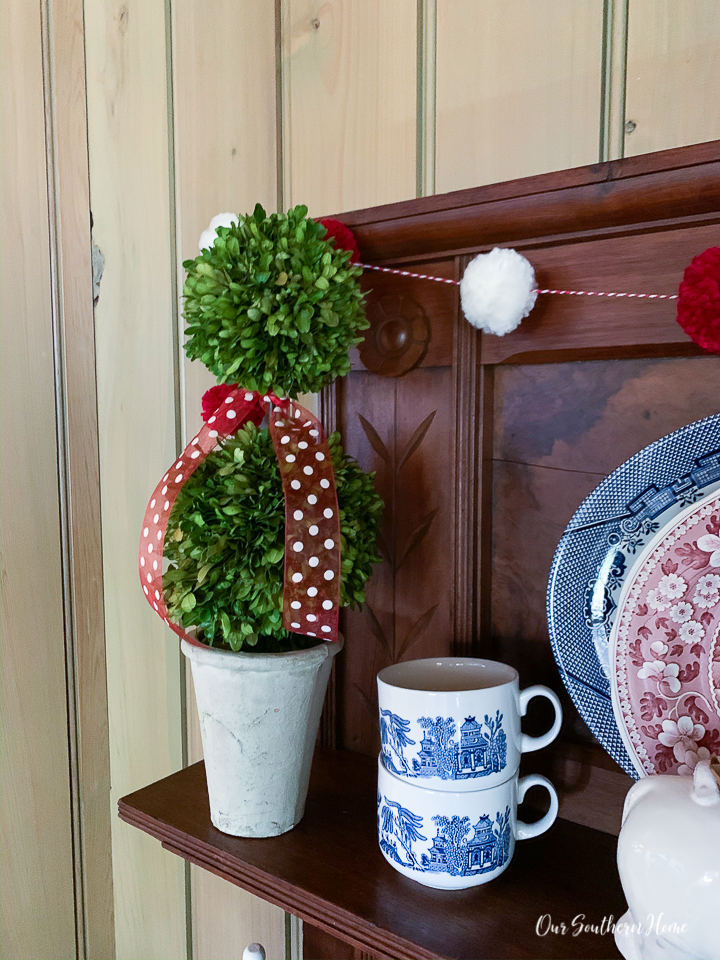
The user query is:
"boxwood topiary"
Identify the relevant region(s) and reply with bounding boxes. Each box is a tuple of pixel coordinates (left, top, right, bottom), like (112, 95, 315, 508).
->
(163, 422, 383, 653)
(182, 204, 368, 397)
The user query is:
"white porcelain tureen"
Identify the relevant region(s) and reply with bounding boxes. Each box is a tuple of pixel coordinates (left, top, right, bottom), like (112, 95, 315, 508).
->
(615, 758, 720, 960)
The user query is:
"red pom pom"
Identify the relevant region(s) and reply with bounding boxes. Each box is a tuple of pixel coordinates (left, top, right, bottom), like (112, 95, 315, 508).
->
(676, 247, 720, 354)
(202, 383, 239, 422)
(317, 218, 360, 263)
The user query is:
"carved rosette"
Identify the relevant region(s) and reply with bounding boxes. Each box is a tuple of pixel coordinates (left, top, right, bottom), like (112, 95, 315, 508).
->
(359, 293, 431, 378)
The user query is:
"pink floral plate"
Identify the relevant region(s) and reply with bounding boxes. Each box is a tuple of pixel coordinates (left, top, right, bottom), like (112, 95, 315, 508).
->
(611, 490, 720, 777)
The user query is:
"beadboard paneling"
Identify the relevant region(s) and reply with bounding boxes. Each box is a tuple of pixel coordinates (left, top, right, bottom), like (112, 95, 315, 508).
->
(172, 0, 279, 442)
(436, 0, 604, 192)
(84, 1, 188, 956)
(171, 4, 287, 957)
(624, 0, 720, 157)
(0, 0, 77, 956)
(282, 0, 417, 214)
(47, 0, 115, 953)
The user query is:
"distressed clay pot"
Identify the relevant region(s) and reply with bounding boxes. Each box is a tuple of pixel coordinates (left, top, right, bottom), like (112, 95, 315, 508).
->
(182, 636, 343, 837)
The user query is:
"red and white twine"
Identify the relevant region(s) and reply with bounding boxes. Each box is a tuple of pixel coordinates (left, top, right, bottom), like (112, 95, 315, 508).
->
(361, 263, 459, 285)
(359, 262, 678, 299)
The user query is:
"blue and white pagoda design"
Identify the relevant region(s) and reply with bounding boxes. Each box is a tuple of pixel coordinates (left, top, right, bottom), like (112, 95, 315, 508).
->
(377, 795, 512, 877)
(464, 815, 499, 873)
(381, 709, 507, 780)
(457, 717, 490, 778)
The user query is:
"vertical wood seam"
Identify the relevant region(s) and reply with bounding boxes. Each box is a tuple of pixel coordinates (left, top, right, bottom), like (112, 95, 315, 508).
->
(319, 381, 340, 750)
(416, 0, 436, 197)
(40, 1, 85, 954)
(285, 911, 302, 960)
(599, 0, 613, 161)
(477, 363, 495, 657)
(278, 0, 291, 211)
(50, 0, 117, 950)
(615, 0, 629, 160)
(600, 0, 629, 161)
(275, 0, 285, 212)
(452, 255, 479, 656)
(165, 3, 193, 956)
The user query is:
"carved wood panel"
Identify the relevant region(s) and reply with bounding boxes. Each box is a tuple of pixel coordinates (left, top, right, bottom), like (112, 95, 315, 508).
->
(335, 264, 459, 756)
(321, 145, 720, 827)
(490, 355, 720, 698)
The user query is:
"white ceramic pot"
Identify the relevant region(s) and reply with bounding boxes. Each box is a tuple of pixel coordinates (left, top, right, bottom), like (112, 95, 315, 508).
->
(377, 754, 558, 889)
(182, 636, 343, 837)
(615, 760, 720, 960)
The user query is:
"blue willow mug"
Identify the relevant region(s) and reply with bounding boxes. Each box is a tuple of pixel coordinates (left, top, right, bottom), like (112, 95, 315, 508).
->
(377, 658, 562, 791)
(377, 754, 559, 889)
(377, 754, 558, 890)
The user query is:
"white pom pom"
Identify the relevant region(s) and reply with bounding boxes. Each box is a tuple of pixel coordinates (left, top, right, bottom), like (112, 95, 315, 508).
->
(199, 212, 239, 251)
(242, 944, 266, 960)
(460, 247, 537, 336)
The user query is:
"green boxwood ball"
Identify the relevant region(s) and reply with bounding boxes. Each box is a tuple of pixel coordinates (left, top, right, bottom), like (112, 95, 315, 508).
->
(182, 204, 368, 397)
(162, 422, 383, 653)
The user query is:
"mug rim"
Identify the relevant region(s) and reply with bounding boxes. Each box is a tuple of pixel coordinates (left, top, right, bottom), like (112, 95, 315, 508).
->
(377, 656, 518, 693)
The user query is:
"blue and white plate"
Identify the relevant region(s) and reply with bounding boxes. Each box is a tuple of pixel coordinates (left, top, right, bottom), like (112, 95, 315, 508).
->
(546, 414, 720, 777)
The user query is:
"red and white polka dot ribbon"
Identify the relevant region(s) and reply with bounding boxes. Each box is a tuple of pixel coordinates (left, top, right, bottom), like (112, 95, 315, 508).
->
(139, 389, 341, 647)
(269, 400, 340, 640)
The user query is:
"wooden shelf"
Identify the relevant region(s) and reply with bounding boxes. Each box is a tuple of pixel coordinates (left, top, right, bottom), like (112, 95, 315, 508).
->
(119, 749, 624, 959)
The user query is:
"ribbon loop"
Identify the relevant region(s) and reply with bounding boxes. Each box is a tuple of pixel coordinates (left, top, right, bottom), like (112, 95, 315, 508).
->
(139, 387, 265, 648)
(139, 388, 341, 647)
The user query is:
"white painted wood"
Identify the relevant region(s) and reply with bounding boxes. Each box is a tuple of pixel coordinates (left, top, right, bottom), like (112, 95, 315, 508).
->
(624, 0, 720, 156)
(172, 0, 279, 443)
(84, 1, 188, 956)
(436, 0, 604, 192)
(45, 0, 115, 951)
(170, 3, 288, 956)
(282, 0, 418, 214)
(0, 1, 77, 956)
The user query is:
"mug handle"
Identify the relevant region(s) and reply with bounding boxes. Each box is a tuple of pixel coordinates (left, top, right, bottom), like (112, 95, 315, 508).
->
(514, 774, 559, 840)
(519, 685, 562, 753)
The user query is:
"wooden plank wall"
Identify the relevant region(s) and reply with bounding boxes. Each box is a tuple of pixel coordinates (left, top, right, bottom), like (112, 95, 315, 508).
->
(1, 1, 77, 957)
(47, 0, 116, 954)
(171, 4, 287, 959)
(79, 1, 719, 959)
(436, 0, 604, 192)
(85, 2, 188, 958)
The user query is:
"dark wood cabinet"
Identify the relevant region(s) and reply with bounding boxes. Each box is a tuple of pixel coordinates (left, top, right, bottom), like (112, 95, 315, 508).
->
(120, 750, 625, 959)
(120, 141, 720, 959)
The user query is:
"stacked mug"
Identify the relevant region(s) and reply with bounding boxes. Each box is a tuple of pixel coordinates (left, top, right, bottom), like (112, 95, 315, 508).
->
(377, 658, 562, 889)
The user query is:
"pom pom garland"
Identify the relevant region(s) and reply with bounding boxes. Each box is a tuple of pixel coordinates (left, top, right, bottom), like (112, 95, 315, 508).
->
(317, 218, 361, 263)
(196, 213, 697, 343)
(459, 247, 537, 336)
(199, 212, 238, 251)
(201, 382, 238, 421)
(676, 247, 720, 354)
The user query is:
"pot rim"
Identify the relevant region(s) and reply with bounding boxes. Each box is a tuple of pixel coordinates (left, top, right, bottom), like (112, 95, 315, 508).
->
(180, 634, 344, 671)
